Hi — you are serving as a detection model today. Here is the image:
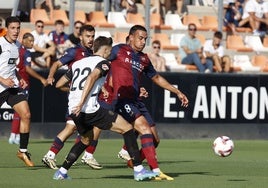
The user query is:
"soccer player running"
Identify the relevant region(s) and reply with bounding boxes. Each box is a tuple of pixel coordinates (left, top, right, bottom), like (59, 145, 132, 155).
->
(9, 32, 48, 145)
(0, 16, 34, 167)
(100, 25, 189, 180)
(53, 36, 158, 181)
(43, 24, 102, 170)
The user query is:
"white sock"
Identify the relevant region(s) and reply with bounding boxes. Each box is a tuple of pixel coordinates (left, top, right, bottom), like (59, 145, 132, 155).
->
(46, 151, 56, 159)
(120, 148, 129, 155)
(134, 165, 143, 172)
(59, 167, 67, 174)
(9, 133, 16, 139)
(152, 168, 160, 173)
(83, 151, 93, 159)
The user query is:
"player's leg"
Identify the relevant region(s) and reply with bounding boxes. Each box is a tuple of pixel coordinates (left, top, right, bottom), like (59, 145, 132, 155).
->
(81, 126, 103, 169)
(54, 129, 93, 180)
(12, 99, 34, 167)
(110, 114, 158, 181)
(9, 111, 20, 145)
(42, 120, 76, 169)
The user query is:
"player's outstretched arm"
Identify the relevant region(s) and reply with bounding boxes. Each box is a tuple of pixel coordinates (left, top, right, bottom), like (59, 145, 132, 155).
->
(151, 74, 189, 107)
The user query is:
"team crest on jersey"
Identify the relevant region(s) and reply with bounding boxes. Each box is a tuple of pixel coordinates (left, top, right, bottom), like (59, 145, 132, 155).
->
(82, 52, 85, 56)
(127, 51, 131, 56)
(26, 57, 31, 63)
(102, 64, 109, 71)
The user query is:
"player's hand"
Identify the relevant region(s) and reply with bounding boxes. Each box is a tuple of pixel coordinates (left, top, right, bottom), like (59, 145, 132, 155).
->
(41, 78, 48, 87)
(177, 92, 189, 108)
(72, 104, 82, 116)
(1, 77, 15, 88)
(47, 77, 55, 85)
(19, 79, 28, 89)
(139, 87, 148, 98)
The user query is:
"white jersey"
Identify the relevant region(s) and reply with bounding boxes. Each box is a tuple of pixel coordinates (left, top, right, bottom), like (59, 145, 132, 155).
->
(30, 30, 51, 52)
(203, 39, 224, 58)
(68, 55, 110, 114)
(0, 36, 20, 93)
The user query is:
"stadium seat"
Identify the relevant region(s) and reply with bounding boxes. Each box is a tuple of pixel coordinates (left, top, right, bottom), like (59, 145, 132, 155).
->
(251, 55, 268, 72)
(87, 11, 115, 28)
(107, 12, 133, 28)
(164, 14, 188, 30)
(263, 36, 268, 47)
(30, 9, 53, 25)
(160, 52, 187, 72)
(244, 36, 268, 53)
(201, 15, 218, 31)
(150, 13, 172, 30)
(113, 31, 129, 44)
(226, 35, 253, 52)
(95, 31, 112, 39)
(232, 55, 260, 73)
(170, 33, 186, 48)
(75, 10, 87, 23)
(126, 13, 145, 26)
(182, 14, 209, 31)
(18, 28, 32, 43)
(196, 34, 206, 46)
(50, 10, 70, 25)
(151, 33, 178, 50)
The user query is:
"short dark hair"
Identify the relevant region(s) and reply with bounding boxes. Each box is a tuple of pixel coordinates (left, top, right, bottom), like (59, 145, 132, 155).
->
(74, 20, 84, 26)
(152, 40, 161, 46)
(54, 19, 64, 26)
(129, 25, 147, 35)
(80, 24, 95, 35)
(5, 16, 20, 28)
(23, 32, 34, 40)
(214, 31, 223, 40)
(35, 20, 44, 25)
(188, 23, 197, 30)
(93, 36, 113, 53)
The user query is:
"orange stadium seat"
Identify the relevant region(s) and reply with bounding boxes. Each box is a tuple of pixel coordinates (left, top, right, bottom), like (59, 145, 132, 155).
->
(226, 35, 253, 52)
(126, 13, 145, 26)
(263, 36, 268, 47)
(87, 11, 115, 28)
(183, 14, 208, 31)
(201, 15, 218, 31)
(50, 10, 70, 25)
(30, 9, 53, 25)
(113, 31, 129, 44)
(75, 10, 87, 24)
(151, 33, 178, 50)
(196, 34, 206, 46)
(18, 28, 32, 43)
(251, 55, 268, 72)
(150, 13, 172, 30)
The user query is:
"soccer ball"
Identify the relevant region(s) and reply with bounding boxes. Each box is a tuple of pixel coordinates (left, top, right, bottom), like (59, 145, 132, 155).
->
(213, 136, 234, 157)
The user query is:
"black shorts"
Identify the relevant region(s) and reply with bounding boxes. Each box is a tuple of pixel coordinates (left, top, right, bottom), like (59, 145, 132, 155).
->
(70, 106, 118, 135)
(0, 88, 28, 107)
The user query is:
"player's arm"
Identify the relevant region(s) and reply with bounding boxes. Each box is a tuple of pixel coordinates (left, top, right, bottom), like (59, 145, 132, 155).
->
(151, 74, 189, 107)
(47, 60, 63, 85)
(72, 68, 101, 116)
(55, 69, 71, 92)
(25, 66, 48, 86)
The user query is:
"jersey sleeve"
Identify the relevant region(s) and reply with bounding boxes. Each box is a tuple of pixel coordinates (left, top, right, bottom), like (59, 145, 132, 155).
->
(95, 60, 110, 77)
(64, 68, 73, 81)
(24, 50, 32, 67)
(58, 47, 76, 65)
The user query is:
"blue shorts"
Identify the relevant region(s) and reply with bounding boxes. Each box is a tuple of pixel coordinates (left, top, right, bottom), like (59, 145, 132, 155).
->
(115, 99, 155, 127)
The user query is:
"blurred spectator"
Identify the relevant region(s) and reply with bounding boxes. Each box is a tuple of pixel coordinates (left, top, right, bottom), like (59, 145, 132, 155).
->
(224, 0, 243, 35)
(148, 40, 167, 72)
(179, 23, 213, 73)
(95, 0, 103, 11)
(121, 0, 138, 16)
(48, 19, 69, 59)
(35, 0, 54, 12)
(31, 20, 56, 68)
(239, 0, 268, 36)
(203, 31, 231, 73)
(112, 0, 124, 11)
(0, 17, 6, 37)
(67, 21, 84, 46)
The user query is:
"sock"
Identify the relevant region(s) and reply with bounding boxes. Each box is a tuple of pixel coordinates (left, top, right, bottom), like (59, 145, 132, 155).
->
(140, 134, 158, 170)
(75, 134, 81, 144)
(85, 139, 98, 154)
(83, 151, 93, 159)
(9, 133, 16, 139)
(50, 137, 64, 155)
(122, 129, 141, 167)
(11, 112, 20, 134)
(19, 132, 29, 151)
(62, 141, 87, 170)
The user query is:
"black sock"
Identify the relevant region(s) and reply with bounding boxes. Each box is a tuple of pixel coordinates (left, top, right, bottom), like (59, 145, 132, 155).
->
(123, 129, 141, 166)
(20, 132, 29, 150)
(62, 141, 87, 170)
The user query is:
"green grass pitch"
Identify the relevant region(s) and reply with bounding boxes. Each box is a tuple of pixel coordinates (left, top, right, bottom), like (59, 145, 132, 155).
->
(0, 139, 267, 188)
